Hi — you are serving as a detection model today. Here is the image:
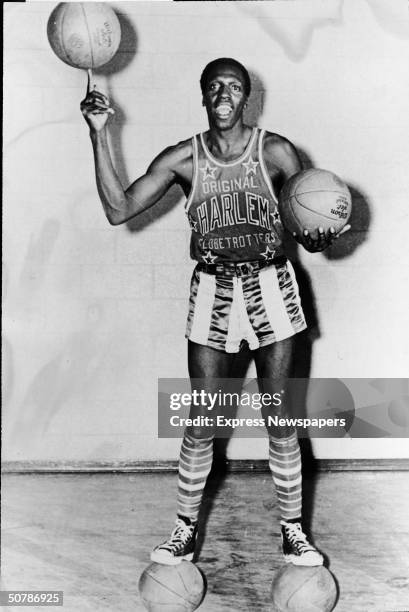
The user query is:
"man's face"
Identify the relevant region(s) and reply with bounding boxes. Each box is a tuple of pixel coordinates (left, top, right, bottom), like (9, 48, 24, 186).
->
(202, 63, 248, 130)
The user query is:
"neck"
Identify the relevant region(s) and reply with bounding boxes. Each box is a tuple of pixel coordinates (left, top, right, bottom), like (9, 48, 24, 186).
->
(207, 121, 251, 157)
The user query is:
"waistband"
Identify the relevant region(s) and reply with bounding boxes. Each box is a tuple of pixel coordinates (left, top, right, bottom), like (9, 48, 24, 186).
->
(196, 256, 287, 277)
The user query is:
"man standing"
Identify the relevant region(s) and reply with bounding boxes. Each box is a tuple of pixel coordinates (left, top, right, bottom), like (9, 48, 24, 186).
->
(81, 58, 343, 568)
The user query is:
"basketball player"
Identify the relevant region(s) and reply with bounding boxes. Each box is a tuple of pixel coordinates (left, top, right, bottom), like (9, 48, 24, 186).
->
(81, 58, 347, 567)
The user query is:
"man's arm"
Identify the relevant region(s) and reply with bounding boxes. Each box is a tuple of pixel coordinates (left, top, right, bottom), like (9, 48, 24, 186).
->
(90, 131, 181, 225)
(263, 133, 303, 191)
(81, 86, 188, 225)
(263, 133, 349, 252)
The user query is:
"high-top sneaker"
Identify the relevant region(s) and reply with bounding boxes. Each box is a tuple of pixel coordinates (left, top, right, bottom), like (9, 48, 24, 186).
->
(151, 516, 198, 565)
(281, 520, 323, 566)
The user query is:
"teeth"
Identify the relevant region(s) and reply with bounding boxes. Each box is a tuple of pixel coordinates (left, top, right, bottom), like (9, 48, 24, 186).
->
(216, 104, 232, 117)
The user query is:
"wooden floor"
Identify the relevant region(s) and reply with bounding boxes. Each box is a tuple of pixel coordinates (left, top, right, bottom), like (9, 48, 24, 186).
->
(2, 470, 409, 611)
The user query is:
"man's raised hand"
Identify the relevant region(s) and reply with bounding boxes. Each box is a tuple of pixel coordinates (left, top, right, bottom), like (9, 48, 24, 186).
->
(80, 71, 114, 132)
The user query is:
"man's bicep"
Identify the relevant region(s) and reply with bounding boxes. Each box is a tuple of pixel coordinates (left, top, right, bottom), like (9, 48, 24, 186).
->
(264, 135, 303, 197)
(125, 148, 177, 210)
(279, 140, 303, 181)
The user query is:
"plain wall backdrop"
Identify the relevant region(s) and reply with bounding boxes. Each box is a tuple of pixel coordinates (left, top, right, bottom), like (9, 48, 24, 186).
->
(3, 0, 409, 464)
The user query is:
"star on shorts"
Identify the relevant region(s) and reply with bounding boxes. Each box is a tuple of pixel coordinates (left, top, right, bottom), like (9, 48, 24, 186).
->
(261, 246, 276, 262)
(242, 155, 259, 176)
(200, 161, 218, 181)
(202, 250, 217, 264)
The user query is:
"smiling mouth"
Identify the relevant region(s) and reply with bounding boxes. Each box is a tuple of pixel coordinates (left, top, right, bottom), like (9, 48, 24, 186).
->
(215, 104, 233, 118)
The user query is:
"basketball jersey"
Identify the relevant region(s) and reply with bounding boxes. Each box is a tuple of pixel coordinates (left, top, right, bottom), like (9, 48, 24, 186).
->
(185, 127, 285, 263)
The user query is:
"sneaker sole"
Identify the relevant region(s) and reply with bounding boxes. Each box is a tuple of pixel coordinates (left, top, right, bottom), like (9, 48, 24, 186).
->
(150, 550, 194, 565)
(283, 553, 323, 567)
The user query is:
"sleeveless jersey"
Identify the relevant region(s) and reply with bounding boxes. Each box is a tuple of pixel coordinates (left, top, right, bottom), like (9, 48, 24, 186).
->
(185, 127, 285, 264)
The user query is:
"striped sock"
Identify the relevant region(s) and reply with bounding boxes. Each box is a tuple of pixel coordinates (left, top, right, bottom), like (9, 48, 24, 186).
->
(177, 433, 214, 521)
(268, 431, 302, 521)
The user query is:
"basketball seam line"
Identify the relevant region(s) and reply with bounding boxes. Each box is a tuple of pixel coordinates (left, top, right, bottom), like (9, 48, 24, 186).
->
(59, 7, 69, 62)
(80, 3, 94, 69)
(145, 571, 198, 606)
(292, 189, 348, 196)
(288, 196, 302, 232)
(177, 566, 194, 600)
(285, 567, 321, 604)
(290, 195, 348, 222)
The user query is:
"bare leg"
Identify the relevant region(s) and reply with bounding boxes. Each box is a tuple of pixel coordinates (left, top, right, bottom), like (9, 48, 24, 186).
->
(253, 337, 295, 438)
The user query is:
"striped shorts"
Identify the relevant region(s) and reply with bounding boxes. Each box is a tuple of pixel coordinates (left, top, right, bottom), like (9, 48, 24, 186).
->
(185, 260, 307, 353)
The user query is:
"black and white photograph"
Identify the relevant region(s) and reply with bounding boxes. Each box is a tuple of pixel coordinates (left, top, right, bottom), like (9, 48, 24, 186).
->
(3, 1, 409, 610)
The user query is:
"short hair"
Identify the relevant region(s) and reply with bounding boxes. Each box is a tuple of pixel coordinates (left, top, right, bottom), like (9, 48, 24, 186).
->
(200, 58, 251, 97)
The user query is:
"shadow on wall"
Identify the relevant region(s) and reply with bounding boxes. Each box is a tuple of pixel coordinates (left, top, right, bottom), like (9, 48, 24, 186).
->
(93, 11, 138, 78)
(3, 219, 61, 416)
(234, 2, 344, 62)
(245, 70, 265, 127)
(8, 302, 109, 448)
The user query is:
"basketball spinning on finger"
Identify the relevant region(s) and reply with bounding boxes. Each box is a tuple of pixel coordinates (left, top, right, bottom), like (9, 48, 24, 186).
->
(47, 3, 120, 119)
(47, 2, 121, 71)
(279, 169, 352, 239)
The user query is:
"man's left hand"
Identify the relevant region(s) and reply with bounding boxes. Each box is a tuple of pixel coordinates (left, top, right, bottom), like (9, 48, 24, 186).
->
(293, 225, 351, 252)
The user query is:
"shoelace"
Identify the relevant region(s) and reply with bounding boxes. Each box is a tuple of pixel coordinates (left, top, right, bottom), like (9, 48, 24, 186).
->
(284, 523, 315, 553)
(163, 519, 195, 552)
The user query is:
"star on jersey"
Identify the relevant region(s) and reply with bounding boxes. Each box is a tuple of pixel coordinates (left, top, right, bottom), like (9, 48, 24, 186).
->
(202, 250, 217, 264)
(261, 246, 276, 262)
(242, 155, 259, 176)
(188, 214, 198, 231)
(270, 207, 281, 224)
(200, 161, 218, 182)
